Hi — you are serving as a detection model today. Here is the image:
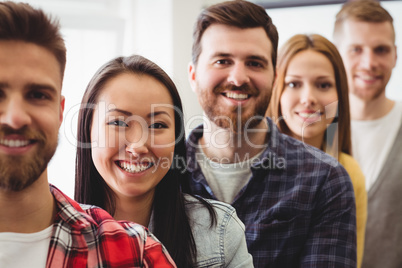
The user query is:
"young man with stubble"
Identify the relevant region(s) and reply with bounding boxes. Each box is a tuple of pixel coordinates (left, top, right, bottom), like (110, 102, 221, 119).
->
(334, 1, 400, 267)
(0, 2, 176, 267)
(186, 0, 357, 267)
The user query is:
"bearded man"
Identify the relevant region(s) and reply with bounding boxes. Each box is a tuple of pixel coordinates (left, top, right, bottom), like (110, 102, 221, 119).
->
(0, 2, 176, 267)
(185, 1, 357, 267)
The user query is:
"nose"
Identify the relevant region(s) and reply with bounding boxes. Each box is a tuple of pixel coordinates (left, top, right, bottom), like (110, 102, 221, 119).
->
(360, 50, 378, 70)
(227, 63, 250, 87)
(125, 125, 149, 157)
(0, 95, 31, 129)
(300, 85, 317, 107)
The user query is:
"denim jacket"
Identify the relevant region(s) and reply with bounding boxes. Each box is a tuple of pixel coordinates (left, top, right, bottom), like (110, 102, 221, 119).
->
(150, 194, 253, 267)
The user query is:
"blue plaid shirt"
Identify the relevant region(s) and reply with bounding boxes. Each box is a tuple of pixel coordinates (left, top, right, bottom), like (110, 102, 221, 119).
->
(186, 118, 356, 268)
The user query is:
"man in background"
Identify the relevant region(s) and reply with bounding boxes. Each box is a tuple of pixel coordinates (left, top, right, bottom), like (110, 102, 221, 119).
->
(0, 2, 175, 267)
(334, 0, 400, 267)
(186, 0, 356, 267)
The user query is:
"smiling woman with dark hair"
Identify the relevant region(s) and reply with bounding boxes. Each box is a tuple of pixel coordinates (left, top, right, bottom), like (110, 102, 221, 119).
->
(74, 54, 253, 267)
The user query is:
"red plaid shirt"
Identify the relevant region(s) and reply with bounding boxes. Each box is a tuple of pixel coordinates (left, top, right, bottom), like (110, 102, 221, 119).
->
(46, 184, 176, 268)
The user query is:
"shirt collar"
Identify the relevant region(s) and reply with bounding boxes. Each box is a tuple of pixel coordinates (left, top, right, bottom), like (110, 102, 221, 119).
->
(186, 117, 286, 171)
(50, 184, 97, 230)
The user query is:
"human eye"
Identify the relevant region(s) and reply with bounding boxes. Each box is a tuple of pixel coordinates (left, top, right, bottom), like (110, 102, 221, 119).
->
(215, 59, 231, 65)
(246, 61, 264, 68)
(285, 81, 300, 89)
(149, 122, 168, 129)
(107, 120, 128, 127)
(375, 46, 390, 55)
(27, 90, 51, 100)
(350, 46, 362, 54)
(317, 82, 333, 90)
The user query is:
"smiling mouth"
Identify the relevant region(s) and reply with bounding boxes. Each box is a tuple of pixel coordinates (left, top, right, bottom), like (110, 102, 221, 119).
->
(222, 92, 251, 101)
(0, 139, 32, 148)
(357, 74, 381, 82)
(297, 112, 322, 119)
(116, 161, 154, 173)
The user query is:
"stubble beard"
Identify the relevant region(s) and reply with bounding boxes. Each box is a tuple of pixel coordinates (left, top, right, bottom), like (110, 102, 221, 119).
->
(0, 126, 58, 192)
(350, 76, 386, 102)
(198, 84, 271, 133)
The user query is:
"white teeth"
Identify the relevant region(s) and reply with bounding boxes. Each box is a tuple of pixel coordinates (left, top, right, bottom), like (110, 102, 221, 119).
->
(225, 92, 249, 100)
(119, 161, 152, 173)
(299, 112, 321, 119)
(360, 75, 376, 80)
(0, 139, 30, 148)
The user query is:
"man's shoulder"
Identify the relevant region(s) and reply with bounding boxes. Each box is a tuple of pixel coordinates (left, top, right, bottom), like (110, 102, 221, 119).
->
(267, 123, 341, 170)
(186, 119, 345, 174)
(50, 185, 148, 239)
(80, 204, 150, 240)
(49, 187, 176, 267)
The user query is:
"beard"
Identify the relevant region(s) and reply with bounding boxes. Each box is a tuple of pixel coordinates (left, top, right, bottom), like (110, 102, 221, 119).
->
(0, 125, 58, 192)
(349, 76, 386, 102)
(198, 83, 271, 133)
(352, 86, 385, 102)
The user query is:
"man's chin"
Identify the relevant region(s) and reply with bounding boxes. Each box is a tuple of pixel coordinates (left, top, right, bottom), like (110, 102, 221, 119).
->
(352, 88, 384, 102)
(213, 116, 264, 134)
(0, 174, 40, 192)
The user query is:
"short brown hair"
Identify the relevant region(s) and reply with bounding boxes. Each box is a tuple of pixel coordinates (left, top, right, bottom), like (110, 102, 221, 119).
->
(0, 1, 66, 80)
(333, 0, 394, 43)
(192, 0, 278, 70)
(267, 34, 351, 158)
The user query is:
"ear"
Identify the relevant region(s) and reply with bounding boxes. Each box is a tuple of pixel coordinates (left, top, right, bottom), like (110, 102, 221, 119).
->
(188, 62, 197, 93)
(393, 44, 398, 68)
(59, 95, 65, 126)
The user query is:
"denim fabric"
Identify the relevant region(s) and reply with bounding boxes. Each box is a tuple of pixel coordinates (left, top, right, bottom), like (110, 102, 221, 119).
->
(186, 117, 357, 268)
(184, 195, 253, 267)
(149, 195, 253, 267)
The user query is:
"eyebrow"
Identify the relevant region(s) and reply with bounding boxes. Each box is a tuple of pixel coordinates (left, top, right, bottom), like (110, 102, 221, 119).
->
(211, 52, 269, 65)
(107, 108, 172, 118)
(147, 111, 172, 119)
(0, 82, 58, 93)
(27, 83, 59, 94)
(285, 75, 334, 80)
(107, 108, 132, 116)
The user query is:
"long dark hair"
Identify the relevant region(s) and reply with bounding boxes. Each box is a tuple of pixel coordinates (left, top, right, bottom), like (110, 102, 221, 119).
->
(75, 55, 215, 267)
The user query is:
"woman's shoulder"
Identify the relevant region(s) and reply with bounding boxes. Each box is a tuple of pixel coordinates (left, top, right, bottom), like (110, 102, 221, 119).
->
(339, 152, 366, 188)
(339, 153, 362, 173)
(183, 194, 245, 230)
(183, 194, 253, 267)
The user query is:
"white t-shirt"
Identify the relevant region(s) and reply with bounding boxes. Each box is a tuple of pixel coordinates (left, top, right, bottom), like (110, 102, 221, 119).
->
(351, 101, 402, 191)
(0, 225, 52, 268)
(196, 146, 264, 204)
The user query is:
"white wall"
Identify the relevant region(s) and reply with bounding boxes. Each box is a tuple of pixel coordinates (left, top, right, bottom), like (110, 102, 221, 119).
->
(13, 0, 402, 197)
(267, 1, 402, 100)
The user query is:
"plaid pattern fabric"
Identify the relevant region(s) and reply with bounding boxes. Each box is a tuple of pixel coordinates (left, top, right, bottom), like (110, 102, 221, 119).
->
(46, 185, 176, 268)
(186, 118, 357, 268)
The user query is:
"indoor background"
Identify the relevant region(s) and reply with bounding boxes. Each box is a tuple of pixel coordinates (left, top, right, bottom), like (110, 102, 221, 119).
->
(14, 0, 401, 197)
